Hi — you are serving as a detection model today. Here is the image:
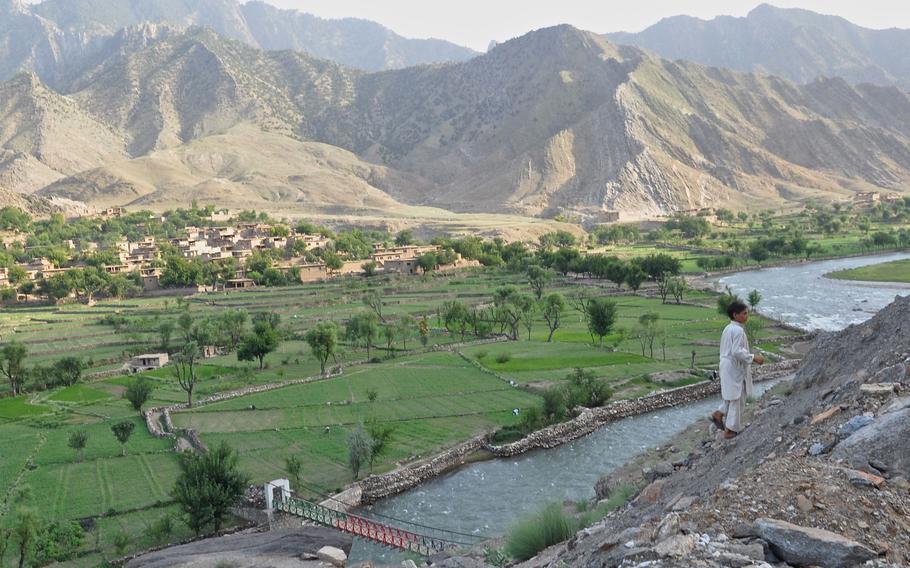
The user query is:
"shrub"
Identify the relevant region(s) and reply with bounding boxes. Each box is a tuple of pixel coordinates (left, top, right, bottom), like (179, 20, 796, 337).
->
(495, 352, 512, 364)
(475, 350, 488, 360)
(112, 531, 131, 555)
(506, 503, 575, 561)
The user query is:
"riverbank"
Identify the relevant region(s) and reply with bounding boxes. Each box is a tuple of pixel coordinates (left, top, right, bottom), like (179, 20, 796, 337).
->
(824, 258, 910, 285)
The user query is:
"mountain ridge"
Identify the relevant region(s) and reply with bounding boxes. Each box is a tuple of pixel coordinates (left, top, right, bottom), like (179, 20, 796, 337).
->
(3, 24, 910, 221)
(0, 0, 478, 85)
(607, 3, 910, 90)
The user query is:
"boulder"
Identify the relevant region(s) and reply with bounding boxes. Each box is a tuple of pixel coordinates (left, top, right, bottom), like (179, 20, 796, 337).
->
(654, 534, 698, 557)
(832, 407, 910, 477)
(746, 518, 876, 568)
(839, 415, 874, 437)
(860, 383, 900, 397)
(841, 467, 886, 488)
(643, 461, 674, 482)
(317, 546, 347, 567)
(656, 512, 680, 541)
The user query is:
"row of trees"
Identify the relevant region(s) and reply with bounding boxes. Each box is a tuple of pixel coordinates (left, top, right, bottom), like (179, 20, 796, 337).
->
(0, 343, 86, 397)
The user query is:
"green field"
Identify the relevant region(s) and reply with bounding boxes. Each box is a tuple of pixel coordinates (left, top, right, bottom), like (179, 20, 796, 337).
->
(827, 259, 910, 283)
(0, 267, 797, 565)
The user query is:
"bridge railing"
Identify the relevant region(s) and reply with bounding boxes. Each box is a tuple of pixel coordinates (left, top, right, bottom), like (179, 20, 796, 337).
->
(274, 494, 478, 555)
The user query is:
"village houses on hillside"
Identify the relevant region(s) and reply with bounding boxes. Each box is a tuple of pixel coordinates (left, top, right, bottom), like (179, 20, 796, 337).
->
(3, 213, 477, 302)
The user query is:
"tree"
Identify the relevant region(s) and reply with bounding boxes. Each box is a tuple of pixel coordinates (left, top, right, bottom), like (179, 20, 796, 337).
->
(285, 455, 302, 491)
(668, 276, 688, 304)
(519, 295, 537, 340)
(177, 312, 194, 343)
(361, 260, 378, 277)
(416, 252, 437, 274)
(345, 312, 379, 359)
(347, 424, 373, 480)
(237, 321, 280, 370)
(717, 287, 742, 316)
(526, 265, 553, 301)
(305, 322, 338, 374)
(51, 356, 84, 387)
(12, 507, 37, 568)
(68, 430, 88, 462)
(586, 298, 618, 347)
(636, 253, 681, 282)
(366, 421, 395, 473)
(381, 324, 398, 355)
(158, 320, 175, 350)
(111, 421, 135, 456)
(218, 309, 248, 350)
(636, 312, 660, 358)
(623, 265, 647, 291)
(745, 316, 764, 348)
(0, 342, 27, 396)
(441, 300, 470, 339)
(747, 289, 762, 309)
(172, 342, 203, 406)
(173, 442, 249, 535)
(394, 230, 415, 246)
(362, 290, 385, 322)
(397, 316, 415, 350)
(542, 293, 566, 343)
(125, 377, 154, 413)
(323, 251, 344, 272)
(564, 368, 613, 408)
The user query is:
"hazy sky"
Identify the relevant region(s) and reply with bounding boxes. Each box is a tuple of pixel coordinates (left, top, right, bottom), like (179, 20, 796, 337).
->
(261, 1, 910, 51)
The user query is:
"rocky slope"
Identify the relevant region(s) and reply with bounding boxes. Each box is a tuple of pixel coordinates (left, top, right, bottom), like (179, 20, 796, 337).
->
(0, 0, 476, 82)
(492, 295, 910, 567)
(607, 4, 910, 90)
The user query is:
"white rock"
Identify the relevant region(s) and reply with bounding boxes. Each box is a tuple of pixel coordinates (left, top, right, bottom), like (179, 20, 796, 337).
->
(317, 545, 347, 567)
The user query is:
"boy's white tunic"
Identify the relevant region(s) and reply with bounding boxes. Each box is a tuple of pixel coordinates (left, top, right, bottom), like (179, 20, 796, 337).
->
(717, 320, 754, 432)
(720, 320, 754, 400)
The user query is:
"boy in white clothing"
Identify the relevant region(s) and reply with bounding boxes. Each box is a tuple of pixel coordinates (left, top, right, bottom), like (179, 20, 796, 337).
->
(711, 300, 764, 439)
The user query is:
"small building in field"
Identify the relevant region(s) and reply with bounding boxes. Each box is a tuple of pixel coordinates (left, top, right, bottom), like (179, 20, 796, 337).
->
(383, 258, 420, 275)
(225, 278, 256, 290)
(298, 262, 328, 282)
(128, 353, 169, 372)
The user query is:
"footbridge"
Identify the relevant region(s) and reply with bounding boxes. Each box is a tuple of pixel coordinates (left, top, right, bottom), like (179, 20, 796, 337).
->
(266, 480, 485, 556)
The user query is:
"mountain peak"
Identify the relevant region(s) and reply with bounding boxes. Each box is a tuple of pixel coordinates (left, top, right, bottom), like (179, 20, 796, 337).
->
(0, 0, 27, 14)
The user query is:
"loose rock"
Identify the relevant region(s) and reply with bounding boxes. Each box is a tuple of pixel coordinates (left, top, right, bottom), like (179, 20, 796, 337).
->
(317, 546, 347, 567)
(746, 518, 876, 568)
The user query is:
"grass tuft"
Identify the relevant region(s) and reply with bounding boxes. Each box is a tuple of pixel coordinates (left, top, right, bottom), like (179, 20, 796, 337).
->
(506, 503, 575, 561)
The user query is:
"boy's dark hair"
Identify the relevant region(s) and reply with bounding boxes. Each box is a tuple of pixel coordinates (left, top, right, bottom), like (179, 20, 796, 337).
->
(727, 300, 748, 319)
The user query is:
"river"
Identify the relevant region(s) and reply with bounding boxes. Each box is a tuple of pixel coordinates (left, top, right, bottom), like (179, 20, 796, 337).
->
(715, 252, 910, 331)
(350, 253, 907, 562)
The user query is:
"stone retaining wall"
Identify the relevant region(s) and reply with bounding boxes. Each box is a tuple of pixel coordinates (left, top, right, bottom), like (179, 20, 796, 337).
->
(487, 360, 798, 457)
(358, 434, 490, 504)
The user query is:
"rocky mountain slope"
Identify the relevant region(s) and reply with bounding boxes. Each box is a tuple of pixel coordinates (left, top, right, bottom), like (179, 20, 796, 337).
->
(0, 0, 477, 83)
(608, 4, 910, 90)
(503, 295, 910, 567)
(4, 24, 910, 219)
